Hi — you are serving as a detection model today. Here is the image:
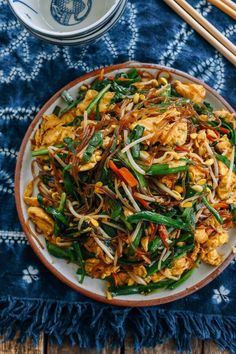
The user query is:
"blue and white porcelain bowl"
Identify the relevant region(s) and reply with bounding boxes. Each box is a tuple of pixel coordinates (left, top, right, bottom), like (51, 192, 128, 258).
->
(23, 0, 127, 46)
(8, 0, 123, 39)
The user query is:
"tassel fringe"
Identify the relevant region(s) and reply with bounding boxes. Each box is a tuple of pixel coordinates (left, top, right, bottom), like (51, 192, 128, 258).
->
(0, 296, 236, 353)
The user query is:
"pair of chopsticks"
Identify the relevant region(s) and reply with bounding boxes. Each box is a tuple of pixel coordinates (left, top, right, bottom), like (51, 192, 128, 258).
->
(164, 0, 236, 66)
(208, 0, 236, 20)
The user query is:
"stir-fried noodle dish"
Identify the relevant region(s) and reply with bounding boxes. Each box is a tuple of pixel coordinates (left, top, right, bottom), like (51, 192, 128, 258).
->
(24, 68, 236, 298)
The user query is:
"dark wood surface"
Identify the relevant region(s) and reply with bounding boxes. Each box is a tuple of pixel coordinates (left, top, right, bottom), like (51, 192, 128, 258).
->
(0, 335, 231, 353)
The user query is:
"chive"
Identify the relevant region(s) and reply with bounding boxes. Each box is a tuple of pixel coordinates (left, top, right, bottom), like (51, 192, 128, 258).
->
(58, 192, 66, 213)
(168, 267, 196, 290)
(61, 90, 74, 105)
(148, 236, 162, 253)
(59, 97, 83, 116)
(73, 243, 85, 284)
(46, 206, 69, 226)
(221, 121, 236, 145)
(214, 153, 236, 173)
(83, 131, 103, 162)
(86, 84, 111, 116)
(52, 105, 61, 116)
(32, 144, 63, 157)
(147, 164, 189, 175)
(127, 211, 190, 230)
(202, 196, 223, 225)
(47, 243, 75, 261)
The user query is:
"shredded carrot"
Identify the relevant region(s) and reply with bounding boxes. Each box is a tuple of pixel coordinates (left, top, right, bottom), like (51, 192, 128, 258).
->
(119, 167, 138, 188)
(219, 127, 230, 134)
(98, 68, 105, 81)
(157, 224, 169, 249)
(118, 77, 130, 81)
(212, 202, 229, 210)
(174, 146, 190, 152)
(108, 160, 121, 176)
(108, 76, 114, 81)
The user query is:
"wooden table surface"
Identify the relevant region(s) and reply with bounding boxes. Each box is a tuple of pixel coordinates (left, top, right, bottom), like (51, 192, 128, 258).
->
(0, 335, 231, 353)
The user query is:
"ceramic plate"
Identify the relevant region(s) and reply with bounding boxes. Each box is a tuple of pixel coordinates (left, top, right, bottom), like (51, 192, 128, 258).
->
(15, 62, 236, 307)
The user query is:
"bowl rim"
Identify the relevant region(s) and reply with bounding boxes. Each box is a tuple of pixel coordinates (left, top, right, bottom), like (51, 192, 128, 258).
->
(15, 61, 236, 307)
(7, 0, 122, 38)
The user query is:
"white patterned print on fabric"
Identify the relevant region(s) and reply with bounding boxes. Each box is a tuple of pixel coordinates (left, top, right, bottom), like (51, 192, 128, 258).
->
(159, 0, 212, 67)
(212, 285, 230, 304)
(0, 107, 39, 121)
(0, 231, 28, 244)
(0, 1, 139, 83)
(0, 171, 14, 194)
(22, 265, 39, 283)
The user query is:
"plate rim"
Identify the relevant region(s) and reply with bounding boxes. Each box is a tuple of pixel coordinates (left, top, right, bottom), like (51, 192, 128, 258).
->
(15, 61, 236, 307)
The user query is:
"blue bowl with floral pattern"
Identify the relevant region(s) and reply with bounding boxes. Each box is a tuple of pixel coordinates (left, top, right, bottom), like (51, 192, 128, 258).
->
(8, 0, 122, 39)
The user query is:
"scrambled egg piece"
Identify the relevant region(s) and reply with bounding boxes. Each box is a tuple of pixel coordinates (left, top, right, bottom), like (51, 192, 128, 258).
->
(171, 256, 190, 277)
(195, 228, 208, 244)
(79, 149, 103, 172)
(76, 89, 114, 115)
(34, 113, 76, 149)
(201, 248, 223, 266)
(215, 135, 232, 157)
(24, 180, 39, 207)
(217, 174, 236, 200)
(131, 108, 187, 146)
(133, 265, 147, 278)
(28, 206, 54, 236)
(214, 110, 235, 124)
(189, 165, 207, 183)
(205, 230, 228, 249)
(174, 80, 206, 103)
(85, 258, 119, 279)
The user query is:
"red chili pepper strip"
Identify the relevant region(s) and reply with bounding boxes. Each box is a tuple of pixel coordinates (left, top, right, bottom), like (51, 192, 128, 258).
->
(174, 146, 190, 152)
(219, 127, 230, 134)
(135, 196, 150, 209)
(212, 202, 229, 210)
(157, 224, 169, 249)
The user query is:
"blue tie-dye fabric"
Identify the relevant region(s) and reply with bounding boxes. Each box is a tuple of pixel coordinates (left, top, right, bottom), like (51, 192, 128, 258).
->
(0, 0, 236, 352)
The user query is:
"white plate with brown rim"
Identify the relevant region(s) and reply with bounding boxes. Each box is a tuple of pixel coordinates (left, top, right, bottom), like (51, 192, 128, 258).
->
(15, 62, 236, 307)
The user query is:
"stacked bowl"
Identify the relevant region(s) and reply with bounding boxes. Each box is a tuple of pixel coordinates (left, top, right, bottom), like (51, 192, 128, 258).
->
(7, 0, 127, 45)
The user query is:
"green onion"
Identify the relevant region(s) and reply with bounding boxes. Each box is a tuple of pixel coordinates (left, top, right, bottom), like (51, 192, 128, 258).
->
(83, 131, 103, 162)
(86, 84, 111, 116)
(202, 196, 223, 225)
(52, 105, 61, 116)
(127, 211, 190, 230)
(61, 90, 74, 105)
(221, 121, 236, 145)
(46, 206, 69, 226)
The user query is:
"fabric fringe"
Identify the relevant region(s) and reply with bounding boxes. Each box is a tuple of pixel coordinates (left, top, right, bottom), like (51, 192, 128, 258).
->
(0, 296, 236, 353)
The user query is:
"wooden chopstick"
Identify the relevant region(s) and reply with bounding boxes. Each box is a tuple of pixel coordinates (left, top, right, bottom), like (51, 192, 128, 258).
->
(164, 0, 236, 66)
(175, 0, 236, 56)
(221, 0, 236, 12)
(208, 0, 236, 20)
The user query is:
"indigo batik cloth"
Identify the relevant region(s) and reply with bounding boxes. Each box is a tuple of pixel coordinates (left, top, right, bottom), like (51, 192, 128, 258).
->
(0, 0, 236, 352)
